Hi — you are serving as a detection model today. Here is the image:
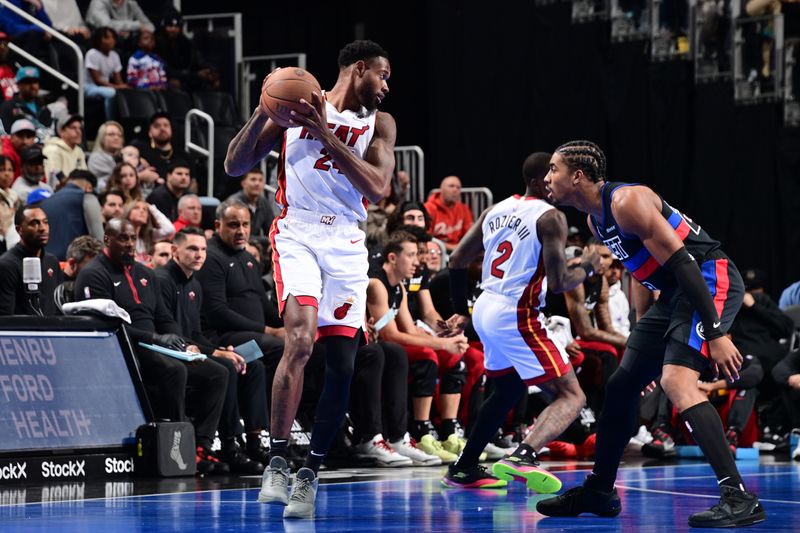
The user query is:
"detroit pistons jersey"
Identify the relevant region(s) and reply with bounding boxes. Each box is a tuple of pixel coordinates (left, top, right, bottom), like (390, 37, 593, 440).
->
(590, 182, 720, 292)
(480, 195, 554, 305)
(276, 102, 377, 221)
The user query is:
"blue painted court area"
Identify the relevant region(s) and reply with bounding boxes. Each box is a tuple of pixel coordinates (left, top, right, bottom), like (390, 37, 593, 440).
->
(0, 462, 798, 532)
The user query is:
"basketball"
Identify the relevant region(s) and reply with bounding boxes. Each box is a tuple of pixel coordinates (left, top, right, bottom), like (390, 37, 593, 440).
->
(260, 67, 322, 128)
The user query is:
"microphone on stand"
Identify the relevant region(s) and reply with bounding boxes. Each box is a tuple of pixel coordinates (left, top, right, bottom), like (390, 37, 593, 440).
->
(22, 257, 43, 316)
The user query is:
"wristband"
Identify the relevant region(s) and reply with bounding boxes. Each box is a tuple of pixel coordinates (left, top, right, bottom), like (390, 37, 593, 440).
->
(579, 261, 594, 278)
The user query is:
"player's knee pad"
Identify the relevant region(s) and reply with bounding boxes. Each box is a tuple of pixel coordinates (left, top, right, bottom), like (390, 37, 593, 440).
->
(440, 358, 467, 394)
(409, 359, 437, 397)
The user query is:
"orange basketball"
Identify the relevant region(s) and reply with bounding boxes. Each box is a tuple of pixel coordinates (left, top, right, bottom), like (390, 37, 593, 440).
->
(260, 67, 322, 128)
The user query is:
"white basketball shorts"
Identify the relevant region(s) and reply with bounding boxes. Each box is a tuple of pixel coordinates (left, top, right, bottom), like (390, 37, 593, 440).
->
(471, 290, 571, 384)
(270, 207, 368, 338)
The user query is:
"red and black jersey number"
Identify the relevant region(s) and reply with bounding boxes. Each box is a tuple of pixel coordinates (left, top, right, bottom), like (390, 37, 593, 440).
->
(490, 241, 513, 279)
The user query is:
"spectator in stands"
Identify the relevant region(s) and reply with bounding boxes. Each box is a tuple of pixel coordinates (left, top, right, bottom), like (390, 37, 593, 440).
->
(148, 239, 170, 268)
(549, 241, 626, 417)
(41, 0, 89, 82)
(42, 0, 90, 41)
(0, 67, 52, 134)
(0, 1, 57, 71)
(729, 268, 795, 438)
(12, 145, 52, 203)
(424, 175, 473, 252)
(172, 193, 202, 233)
(74, 217, 229, 475)
(134, 112, 190, 179)
(106, 161, 141, 203)
(42, 114, 87, 186)
(123, 199, 173, 263)
(225, 167, 275, 244)
(401, 224, 486, 435)
(697, 342, 763, 456)
(771, 348, 800, 448)
(365, 168, 408, 250)
(0, 204, 62, 315)
(157, 227, 270, 473)
(0, 154, 19, 253)
(367, 230, 469, 463)
(85, 26, 128, 121)
(425, 240, 443, 274)
(52, 234, 102, 310)
(85, 0, 154, 40)
(40, 168, 102, 259)
(351, 338, 441, 466)
(0, 32, 17, 101)
(606, 258, 631, 337)
(99, 189, 124, 222)
(779, 278, 800, 309)
(1, 118, 36, 176)
(120, 143, 161, 196)
(379, 200, 448, 266)
(146, 159, 191, 220)
(156, 9, 220, 92)
(88, 120, 124, 190)
(126, 29, 167, 90)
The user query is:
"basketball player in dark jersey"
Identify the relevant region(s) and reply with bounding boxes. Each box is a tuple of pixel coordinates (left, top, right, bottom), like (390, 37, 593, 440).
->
(535, 141, 765, 528)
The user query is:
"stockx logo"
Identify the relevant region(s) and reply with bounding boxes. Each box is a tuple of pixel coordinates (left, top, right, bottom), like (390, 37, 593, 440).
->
(0, 462, 27, 480)
(41, 460, 86, 478)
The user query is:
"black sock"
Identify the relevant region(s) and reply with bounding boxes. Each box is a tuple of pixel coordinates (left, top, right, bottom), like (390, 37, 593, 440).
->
(269, 437, 289, 461)
(303, 449, 325, 475)
(439, 418, 461, 440)
(454, 372, 525, 470)
(680, 402, 745, 491)
(511, 443, 537, 461)
(411, 420, 438, 441)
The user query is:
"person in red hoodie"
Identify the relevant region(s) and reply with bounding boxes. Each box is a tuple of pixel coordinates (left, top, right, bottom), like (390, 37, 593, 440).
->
(424, 175, 474, 252)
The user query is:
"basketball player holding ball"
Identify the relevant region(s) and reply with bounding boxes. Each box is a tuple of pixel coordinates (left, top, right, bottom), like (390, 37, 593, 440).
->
(225, 40, 396, 519)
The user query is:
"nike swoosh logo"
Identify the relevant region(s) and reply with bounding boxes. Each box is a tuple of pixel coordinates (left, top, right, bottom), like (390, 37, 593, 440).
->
(712, 321, 721, 329)
(350, 239, 363, 244)
(113, 281, 121, 287)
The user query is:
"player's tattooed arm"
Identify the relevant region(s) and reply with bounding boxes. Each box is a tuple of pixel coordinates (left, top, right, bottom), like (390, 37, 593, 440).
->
(224, 87, 285, 177)
(538, 209, 596, 293)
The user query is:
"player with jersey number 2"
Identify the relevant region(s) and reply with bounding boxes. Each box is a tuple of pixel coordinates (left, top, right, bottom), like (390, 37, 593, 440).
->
(224, 40, 396, 520)
(440, 152, 601, 491)
(536, 141, 765, 528)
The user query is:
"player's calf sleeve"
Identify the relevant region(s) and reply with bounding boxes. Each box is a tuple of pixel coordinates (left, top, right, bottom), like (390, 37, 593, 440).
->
(456, 372, 526, 469)
(588, 366, 647, 492)
(680, 401, 745, 490)
(305, 332, 361, 473)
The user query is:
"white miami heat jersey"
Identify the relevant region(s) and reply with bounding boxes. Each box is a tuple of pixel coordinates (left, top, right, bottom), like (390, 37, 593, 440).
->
(276, 102, 377, 221)
(480, 195, 554, 305)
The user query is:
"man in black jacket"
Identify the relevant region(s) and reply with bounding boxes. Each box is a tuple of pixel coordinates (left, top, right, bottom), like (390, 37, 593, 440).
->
(0, 205, 62, 315)
(729, 269, 795, 438)
(74, 218, 229, 474)
(157, 227, 269, 473)
(196, 200, 324, 447)
(146, 160, 191, 221)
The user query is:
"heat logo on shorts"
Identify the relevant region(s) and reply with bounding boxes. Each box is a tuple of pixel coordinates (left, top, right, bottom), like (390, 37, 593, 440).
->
(333, 298, 354, 320)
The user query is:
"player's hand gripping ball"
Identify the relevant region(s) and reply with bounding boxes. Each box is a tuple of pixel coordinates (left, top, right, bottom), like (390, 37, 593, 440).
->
(260, 67, 322, 128)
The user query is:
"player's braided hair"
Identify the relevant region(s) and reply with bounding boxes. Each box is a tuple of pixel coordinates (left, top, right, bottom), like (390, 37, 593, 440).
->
(555, 140, 607, 183)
